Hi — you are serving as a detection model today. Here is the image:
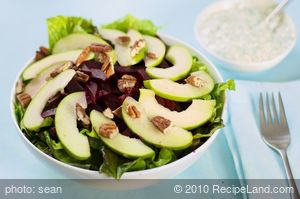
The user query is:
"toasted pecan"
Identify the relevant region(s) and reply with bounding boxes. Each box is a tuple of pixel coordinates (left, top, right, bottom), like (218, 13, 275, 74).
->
(185, 75, 208, 88)
(99, 123, 118, 138)
(115, 36, 131, 46)
(75, 47, 91, 67)
(117, 74, 137, 92)
(16, 92, 31, 108)
(76, 103, 90, 127)
(151, 116, 172, 133)
(126, 104, 140, 119)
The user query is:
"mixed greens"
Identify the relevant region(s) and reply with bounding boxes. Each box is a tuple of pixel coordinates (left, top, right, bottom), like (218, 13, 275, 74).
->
(14, 15, 234, 179)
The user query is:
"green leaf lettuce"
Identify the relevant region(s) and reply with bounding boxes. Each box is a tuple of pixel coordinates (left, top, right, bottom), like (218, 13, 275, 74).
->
(101, 14, 160, 36)
(47, 16, 95, 51)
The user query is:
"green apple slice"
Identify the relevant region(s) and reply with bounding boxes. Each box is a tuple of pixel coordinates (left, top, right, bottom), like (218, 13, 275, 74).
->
(146, 45, 192, 81)
(143, 35, 166, 67)
(24, 61, 67, 98)
(122, 97, 193, 150)
(23, 69, 76, 131)
(55, 92, 91, 160)
(99, 29, 147, 66)
(52, 33, 117, 63)
(98, 28, 125, 43)
(90, 110, 154, 159)
(22, 50, 93, 80)
(139, 89, 216, 130)
(144, 71, 215, 102)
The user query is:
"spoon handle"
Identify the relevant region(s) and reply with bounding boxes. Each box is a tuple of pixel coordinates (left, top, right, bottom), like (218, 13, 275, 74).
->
(264, 0, 289, 23)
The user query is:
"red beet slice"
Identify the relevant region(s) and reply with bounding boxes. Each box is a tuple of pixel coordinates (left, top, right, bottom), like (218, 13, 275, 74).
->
(41, 108, 56, 118)
(155, 96, 181, 112)
(114, 64, 150, 81)
(80, 61, 107, 80)
(102, 94, 123, 110)
(121, 128, 132, 137)
(157, 59, 172, 68)
(49, 127, 58, 140)
(65, 78, 84, 93)
(45, 92, 66, 110)
(84, 81, 98, 104)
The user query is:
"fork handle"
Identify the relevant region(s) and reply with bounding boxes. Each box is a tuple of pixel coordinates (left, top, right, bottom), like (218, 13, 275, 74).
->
(279, 149, 300, 199)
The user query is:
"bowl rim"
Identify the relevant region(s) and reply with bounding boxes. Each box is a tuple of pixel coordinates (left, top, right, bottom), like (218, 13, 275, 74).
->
(10, 32, 225, 179)
(194, 0, 297, 72)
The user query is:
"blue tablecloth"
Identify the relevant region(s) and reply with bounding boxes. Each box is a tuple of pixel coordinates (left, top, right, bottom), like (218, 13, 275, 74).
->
(0, 0, 299, 181)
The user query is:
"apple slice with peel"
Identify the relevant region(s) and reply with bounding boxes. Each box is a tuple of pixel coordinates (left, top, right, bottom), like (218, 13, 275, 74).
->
(22, 50, 94, 80)
(98, 29, 125, 43)
(122, 97, 193, 150)
(143, 35, 166, 67)
(52, 33, 117, 63)
(146, 45, 192, 81)
(139, 89, 216, 130)
(90, 110, 154, 159)
(99, 29, 147, 66)
(55, 92, 91, 160)
(23, 69, 76, 131)
(144, 71, 215, 102)
(24, 61, 68, 98)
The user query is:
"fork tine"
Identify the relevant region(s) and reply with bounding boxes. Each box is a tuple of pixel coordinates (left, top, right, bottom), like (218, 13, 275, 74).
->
(278, 92, 288, 125)
(259, 93, 266, 128)
(271, 92, 279, 125)
(266, 93, 273, 125)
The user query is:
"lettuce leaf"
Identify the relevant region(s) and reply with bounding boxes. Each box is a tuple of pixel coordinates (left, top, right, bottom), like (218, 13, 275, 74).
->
(211, 79, 235, 117)
(190, 56, 209, 73)
(101, 14, 160, 36)
(47, 16, 95, 51)
(80, 128, 99, 139)
(14, 102, 25, 125)
(211, 79, 235, 98)
(147, 148, 176, 168)
(100, 147, 146, 179)
(43, 131, 91, 169)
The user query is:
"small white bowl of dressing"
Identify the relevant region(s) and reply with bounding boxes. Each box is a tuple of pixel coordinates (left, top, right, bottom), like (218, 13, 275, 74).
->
(194, 0, 297, 72)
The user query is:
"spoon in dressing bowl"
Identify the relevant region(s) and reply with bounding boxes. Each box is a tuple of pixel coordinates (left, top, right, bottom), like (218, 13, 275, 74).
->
(262, 0, 289, 29)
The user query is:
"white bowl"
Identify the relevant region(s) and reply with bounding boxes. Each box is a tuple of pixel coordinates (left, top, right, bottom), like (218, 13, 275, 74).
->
(10, 33, 224, 185)
(194, 0, 297, 72)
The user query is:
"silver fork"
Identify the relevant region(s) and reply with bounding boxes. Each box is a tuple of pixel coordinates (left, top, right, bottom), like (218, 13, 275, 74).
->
(259, 92, 299, 199)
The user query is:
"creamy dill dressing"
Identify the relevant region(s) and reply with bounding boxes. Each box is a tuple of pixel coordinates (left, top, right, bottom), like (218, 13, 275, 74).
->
(198, 2, 296, 63)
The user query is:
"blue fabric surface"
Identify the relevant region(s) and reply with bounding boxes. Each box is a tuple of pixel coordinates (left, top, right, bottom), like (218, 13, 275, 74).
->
(0, 0, 299, 181)
(225, 80, 300, 179)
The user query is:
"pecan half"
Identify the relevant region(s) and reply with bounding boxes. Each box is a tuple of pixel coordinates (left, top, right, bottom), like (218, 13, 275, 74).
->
(75, 47, 91, 67)
(76, 103, 90, 127)
(185, 75, 208, 88)
(151, 116, 172, 133)
(101, 57, 115, 78)
(99, 123, 118, 138)
(39, 46, 50, 56)
(16, 80, 25, 94)
(115, 36, 131, 46)
(90, 43, 112, 53)
(103, 107, 114, 119)
(34, 46, 50, 61)
(16, 92, 31, 108)
(130, 39, 146, 57)
(74, 71, 89, 83)
(126, 104, 140, 119)
(95, 52, 108, 63)
(117, 74, 137, 92)
(49, 61, 74, 78)
(146, 52, 157, 59)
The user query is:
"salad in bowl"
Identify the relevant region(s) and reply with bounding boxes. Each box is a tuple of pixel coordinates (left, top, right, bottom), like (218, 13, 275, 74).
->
(12, 15, 234, 179)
